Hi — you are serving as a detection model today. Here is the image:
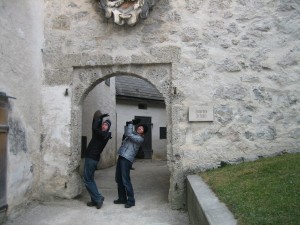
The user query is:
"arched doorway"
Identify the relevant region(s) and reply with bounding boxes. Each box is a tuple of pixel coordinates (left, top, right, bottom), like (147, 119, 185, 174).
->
(71, 63, 173, 203)
(115, 75, 167, 161)
(80, 74, 167, 168)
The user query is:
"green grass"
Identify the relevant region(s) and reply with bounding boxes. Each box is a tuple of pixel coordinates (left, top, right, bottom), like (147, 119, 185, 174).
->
(199, 153, 300, 225)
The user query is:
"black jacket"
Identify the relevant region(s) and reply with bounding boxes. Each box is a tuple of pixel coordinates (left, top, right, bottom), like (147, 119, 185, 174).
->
(85, 117, 111, 161)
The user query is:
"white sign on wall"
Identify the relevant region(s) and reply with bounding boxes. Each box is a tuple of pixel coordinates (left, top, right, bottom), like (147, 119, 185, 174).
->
(189, 104, 214, 122)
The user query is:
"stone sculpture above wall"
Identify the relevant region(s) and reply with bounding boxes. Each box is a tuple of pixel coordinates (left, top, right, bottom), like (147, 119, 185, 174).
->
(99, 0, 158, 26)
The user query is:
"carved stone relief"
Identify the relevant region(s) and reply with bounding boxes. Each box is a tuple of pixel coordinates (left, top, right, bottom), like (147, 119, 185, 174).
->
(99, 0, 158, 26)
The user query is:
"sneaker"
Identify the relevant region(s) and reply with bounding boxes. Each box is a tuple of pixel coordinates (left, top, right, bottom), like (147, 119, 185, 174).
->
(113, 199, 127, 204)
(125, 202, 135, 208)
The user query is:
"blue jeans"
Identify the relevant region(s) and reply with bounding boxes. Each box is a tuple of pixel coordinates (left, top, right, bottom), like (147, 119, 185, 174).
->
(83, 158, 103, 203)
(115, 156, 135, 204)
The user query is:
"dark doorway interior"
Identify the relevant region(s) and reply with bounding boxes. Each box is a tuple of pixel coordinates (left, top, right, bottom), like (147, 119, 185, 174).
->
(135, 116, 152, 159)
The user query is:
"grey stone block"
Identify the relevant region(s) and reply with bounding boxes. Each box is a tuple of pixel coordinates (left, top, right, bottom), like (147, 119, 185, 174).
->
(187, 175, 237, 225)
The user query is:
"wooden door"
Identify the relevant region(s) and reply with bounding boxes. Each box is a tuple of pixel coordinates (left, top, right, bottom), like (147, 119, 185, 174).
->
(135, 116, 152, 159)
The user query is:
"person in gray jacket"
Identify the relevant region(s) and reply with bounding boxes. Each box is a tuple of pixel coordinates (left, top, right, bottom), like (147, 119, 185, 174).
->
(114, 119, 148, 208)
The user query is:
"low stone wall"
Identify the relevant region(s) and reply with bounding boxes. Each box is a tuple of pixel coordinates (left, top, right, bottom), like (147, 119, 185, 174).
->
(187, 175, 237, 225)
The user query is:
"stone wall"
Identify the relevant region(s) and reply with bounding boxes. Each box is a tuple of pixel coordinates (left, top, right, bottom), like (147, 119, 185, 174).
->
(41, 0, 300, 210)
(1, 0, 299, 216)
(0, 0, 44, 216)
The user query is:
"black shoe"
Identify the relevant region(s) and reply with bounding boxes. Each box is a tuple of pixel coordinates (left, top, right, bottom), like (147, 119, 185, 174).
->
(125, 202, 135, 208)
(113, 199, 127, 204)
(96, 201, 103, 209)
(87, 201, 96, 207)
(96, 196, 105, 209)
(88, 196, 104, 209)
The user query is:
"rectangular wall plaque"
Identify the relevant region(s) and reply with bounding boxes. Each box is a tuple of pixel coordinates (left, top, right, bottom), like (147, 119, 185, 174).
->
(189, 104, 214, 122)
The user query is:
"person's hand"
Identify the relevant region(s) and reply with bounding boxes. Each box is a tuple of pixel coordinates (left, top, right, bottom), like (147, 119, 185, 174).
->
(93, 110, 102, 120)
(100, 113, 109, 118)
(126, 121, 133, 126)
(132, 119, 141, 125)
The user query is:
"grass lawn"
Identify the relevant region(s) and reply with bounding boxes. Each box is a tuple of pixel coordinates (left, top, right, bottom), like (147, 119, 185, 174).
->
(199, 153, 300, 225)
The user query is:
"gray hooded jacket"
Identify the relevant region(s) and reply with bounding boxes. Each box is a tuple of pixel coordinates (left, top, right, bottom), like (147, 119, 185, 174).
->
(118, 124, 144, 163)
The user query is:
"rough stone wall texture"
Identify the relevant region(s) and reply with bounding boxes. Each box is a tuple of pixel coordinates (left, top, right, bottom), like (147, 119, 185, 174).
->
(0, 0, 43, 215)
(1, 0, 299, 215)
(41, 0, 300, 210)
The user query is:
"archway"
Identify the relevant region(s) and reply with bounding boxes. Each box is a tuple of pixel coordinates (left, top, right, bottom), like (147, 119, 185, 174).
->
(115, 75, 167, 161)
(71, 63, 173, 203)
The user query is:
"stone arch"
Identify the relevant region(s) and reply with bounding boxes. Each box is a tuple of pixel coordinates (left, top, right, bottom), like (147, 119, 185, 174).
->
(72, 64, 172, 106)
(70, 63, 174, 200)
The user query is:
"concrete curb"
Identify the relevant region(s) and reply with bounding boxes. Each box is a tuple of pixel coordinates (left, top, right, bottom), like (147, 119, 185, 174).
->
(187, 175, 237, 225)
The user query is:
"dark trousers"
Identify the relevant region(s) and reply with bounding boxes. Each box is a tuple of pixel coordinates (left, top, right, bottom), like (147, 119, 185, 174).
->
(83, 158, 103, 203)
(115, 156, 135, 204)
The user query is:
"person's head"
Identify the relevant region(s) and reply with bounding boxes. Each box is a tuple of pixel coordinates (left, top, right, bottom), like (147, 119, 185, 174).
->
(102, 119, 111, 132)
(136, 124, 148, 135)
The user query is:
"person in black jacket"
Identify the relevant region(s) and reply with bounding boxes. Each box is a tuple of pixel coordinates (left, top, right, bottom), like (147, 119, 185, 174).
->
(83, 110, 111, 209)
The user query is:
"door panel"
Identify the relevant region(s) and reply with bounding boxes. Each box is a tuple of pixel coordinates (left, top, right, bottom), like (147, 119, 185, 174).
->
(135, 116, 152, 159)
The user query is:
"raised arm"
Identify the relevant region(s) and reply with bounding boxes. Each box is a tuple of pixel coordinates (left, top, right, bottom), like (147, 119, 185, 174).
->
(92, 113, 110, 138)
(125, 124, 144, 144)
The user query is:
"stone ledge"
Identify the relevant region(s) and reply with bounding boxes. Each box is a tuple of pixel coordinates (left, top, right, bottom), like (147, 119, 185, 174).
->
(187, 175, 237, 225)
